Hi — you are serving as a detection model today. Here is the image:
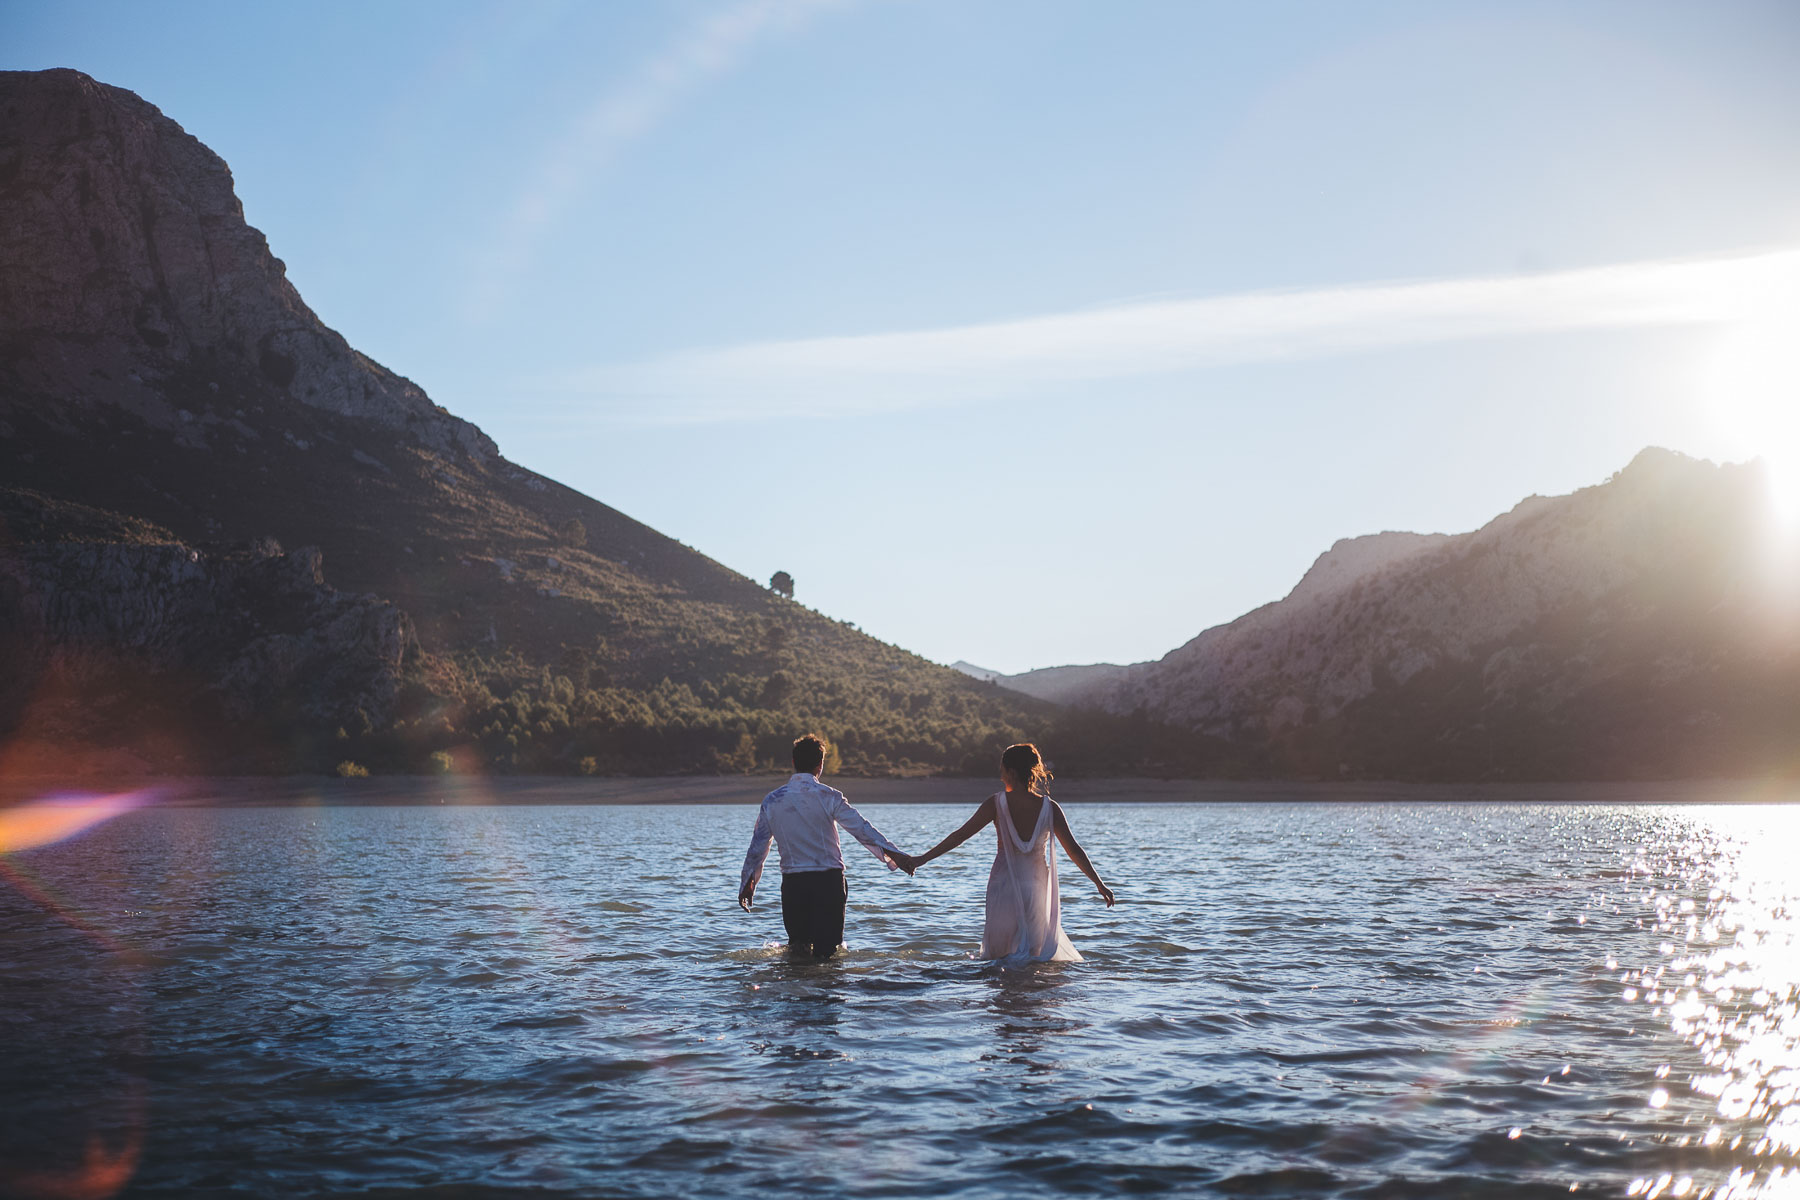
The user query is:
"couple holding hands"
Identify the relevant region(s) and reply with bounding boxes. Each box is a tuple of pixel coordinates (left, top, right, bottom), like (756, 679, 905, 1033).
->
(738, 735, 1115, 963)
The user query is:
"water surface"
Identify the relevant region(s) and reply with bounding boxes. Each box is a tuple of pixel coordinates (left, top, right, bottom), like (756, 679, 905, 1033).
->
(3, 798, 1797, 1198)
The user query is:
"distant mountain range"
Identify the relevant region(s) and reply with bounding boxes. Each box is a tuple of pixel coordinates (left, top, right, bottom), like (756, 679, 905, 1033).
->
(961, 449, 1800, 779)
(952, 660, 1132, 706)
(0, 69, 1049, 778)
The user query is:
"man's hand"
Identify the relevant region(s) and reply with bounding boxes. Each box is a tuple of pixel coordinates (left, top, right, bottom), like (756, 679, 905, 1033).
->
(738, 883, 755, 911)
(889, 850, 918, 876)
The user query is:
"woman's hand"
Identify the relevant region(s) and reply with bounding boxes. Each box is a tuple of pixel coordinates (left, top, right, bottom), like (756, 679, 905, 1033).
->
(1095, 880, 1116, 908)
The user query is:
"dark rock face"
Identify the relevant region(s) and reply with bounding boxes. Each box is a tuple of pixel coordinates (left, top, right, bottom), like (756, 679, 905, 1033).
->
(1, 522, 420, 771)
(0, 68, 494, 459)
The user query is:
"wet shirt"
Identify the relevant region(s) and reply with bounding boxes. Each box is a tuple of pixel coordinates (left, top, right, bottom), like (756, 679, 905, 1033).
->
(739, 773, 902, 895)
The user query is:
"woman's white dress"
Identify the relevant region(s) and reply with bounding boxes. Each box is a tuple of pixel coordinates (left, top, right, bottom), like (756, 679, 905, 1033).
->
(981, 789, 1081, 963)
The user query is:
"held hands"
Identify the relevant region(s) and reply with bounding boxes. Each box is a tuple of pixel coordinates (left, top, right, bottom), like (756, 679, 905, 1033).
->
(741, 852, 919, 910)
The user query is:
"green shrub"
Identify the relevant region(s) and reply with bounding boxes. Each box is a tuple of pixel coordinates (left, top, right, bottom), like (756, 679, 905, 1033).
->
(336, 760, 369, 778)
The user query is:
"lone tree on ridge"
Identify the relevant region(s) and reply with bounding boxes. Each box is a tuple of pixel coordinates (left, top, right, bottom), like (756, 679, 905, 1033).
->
(769, 570, 794, 599)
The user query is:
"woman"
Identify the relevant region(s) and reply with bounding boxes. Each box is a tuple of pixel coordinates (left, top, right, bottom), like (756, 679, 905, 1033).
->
(915, 743, 1115, 962)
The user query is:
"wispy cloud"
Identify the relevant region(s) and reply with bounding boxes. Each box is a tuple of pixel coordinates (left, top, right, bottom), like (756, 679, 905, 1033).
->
(465, 0, 840, 322)
(538, 246, 1800, 424)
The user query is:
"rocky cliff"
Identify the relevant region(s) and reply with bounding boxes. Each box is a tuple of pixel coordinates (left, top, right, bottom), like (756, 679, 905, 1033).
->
(1, 489, 422, 774)
(0, 68, 492, 459)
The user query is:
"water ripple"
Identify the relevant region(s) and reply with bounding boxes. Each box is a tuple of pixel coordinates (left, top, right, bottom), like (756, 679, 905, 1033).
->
(1, 799, 1797, 1197)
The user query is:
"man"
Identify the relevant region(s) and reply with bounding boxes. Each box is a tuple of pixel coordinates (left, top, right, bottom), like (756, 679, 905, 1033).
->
(738, 734, 916, 958)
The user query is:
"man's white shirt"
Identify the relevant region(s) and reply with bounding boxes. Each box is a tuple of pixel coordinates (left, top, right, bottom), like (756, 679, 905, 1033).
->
(740, 773, 902, 896)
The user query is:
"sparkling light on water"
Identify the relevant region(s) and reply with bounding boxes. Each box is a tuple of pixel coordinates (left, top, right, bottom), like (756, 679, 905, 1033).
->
(1621, 807, 1800, 1200)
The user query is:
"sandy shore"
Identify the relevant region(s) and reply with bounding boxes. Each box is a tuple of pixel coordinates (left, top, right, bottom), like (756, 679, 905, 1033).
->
(2, 775, 1795, 806)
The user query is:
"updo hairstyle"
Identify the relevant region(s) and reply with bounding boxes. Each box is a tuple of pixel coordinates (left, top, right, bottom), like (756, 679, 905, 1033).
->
(1000, 742, 1052, 796)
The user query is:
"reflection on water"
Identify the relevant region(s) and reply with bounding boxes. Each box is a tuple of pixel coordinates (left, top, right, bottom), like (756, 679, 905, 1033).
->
(1619, 808, 1800, 1199)
(746, 955, 848, 1063)
(984, 964, 1081, 1074)
(2, 798, 1799, 1198)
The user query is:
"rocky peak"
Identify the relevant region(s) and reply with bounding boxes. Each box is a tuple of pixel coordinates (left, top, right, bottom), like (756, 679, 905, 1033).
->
(1281, 530, 1453, 609)
(1089, 450, 1794, 766)
(0, 68, 494, 460)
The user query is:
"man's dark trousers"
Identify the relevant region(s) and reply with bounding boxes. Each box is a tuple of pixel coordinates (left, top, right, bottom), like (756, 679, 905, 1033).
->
(781, 868, 846, 958)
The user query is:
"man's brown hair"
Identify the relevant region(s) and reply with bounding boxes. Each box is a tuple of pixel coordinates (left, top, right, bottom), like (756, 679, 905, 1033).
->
(792, 733, 828, 775)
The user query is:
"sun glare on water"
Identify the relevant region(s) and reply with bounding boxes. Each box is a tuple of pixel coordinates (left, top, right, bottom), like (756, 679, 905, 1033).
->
(1623, 805, 1800, 1200)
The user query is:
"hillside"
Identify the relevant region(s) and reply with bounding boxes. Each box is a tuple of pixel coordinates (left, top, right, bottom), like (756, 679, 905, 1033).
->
(0, 69, 1053, 778)
(992, 450, 1800, 779)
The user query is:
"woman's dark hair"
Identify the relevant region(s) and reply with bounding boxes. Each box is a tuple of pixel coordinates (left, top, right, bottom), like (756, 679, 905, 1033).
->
(1000, 743, 1051, 795)
(792, 734, 828, 774)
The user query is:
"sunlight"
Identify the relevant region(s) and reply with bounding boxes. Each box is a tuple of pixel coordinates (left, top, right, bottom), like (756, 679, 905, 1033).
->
(1703, 292, 1800, 527)
(1640, 806, 1800, 1198)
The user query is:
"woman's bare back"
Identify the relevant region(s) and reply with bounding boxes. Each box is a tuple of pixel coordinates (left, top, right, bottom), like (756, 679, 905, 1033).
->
(1003, 790, 1044, 844)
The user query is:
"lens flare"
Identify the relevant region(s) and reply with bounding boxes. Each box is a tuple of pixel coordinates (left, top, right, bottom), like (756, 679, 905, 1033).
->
(0, 792, 151, 855)
(0, 1130, 143, 1200)
(0, 791, 154, 1200)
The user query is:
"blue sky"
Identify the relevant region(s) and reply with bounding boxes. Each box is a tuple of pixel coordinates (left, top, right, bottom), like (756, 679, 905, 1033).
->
(8, 0, 1800, 672)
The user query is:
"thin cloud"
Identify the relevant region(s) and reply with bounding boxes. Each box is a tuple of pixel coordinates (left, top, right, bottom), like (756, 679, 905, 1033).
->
(538, 246, 1800, 424)
(465, 0, 840, 322)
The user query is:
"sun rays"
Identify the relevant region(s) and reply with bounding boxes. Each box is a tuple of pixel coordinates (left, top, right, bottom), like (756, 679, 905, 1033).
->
(1704, 315, 1800, 528)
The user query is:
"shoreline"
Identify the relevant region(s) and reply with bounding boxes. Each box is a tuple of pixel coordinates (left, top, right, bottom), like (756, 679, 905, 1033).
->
(2, 775, 1796, 807)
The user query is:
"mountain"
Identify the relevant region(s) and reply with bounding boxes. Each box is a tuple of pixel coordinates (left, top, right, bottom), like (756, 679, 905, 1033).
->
(0, 69, 1051, 778)
(993, 530, 1456, 704)
(988, 449, 1800, 779)
(952, 659, 1129, 707)
(985, 532, 1459, 704)
(974, 662, 1134, 706)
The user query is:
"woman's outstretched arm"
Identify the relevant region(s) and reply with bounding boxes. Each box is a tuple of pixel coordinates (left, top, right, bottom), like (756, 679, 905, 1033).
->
(916, 796, 997, 867)
(1051, 802, 1115, 906)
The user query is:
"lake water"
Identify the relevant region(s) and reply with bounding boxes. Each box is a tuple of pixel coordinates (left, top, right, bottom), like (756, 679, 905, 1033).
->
(2, 796, 1797, 1199)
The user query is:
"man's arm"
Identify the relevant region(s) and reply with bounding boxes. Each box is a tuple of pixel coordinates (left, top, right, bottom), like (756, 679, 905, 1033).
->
(831, 794, 914, 875)
(739, 802, 773, 908)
